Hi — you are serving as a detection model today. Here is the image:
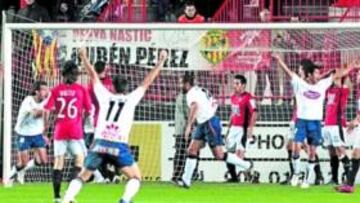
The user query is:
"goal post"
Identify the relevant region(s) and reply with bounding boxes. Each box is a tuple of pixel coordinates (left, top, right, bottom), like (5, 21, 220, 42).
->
(3, 21, 360, 186)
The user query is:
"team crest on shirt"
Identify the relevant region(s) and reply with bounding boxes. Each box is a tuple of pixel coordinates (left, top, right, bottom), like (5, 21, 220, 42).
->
(303, 90, 321, 99)
(101, 124, 119, 140)
(199, 30, 230, 65)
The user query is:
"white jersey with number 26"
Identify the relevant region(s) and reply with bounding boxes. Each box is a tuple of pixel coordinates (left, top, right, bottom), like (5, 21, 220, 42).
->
(186, 86, 218, 124)
(94, 82, 145, 143)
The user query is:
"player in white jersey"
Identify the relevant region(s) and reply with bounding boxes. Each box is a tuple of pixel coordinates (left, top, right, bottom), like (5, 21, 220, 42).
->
(9, 81, 49, 184)
(62, 48, 167, 203)
(176, 74, 253, 189)
(274, 54, 356, 189)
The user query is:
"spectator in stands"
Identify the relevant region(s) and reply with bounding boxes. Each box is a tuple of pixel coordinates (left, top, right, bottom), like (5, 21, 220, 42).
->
(153, 0, 171, 21)
(54, 1, 75, 22)
(5, 5, 17, 23)
(255, 9, 281, 105)
(16, 0, 51, 22)
(178, 1, 205, 23)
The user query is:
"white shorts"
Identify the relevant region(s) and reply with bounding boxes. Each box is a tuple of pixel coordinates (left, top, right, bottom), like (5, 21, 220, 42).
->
(350, 127, 360, 149)
(226, 126, 245, 152)
(54, 139, 87, 157)
(287, 121, 296, 140)
(322, 126, 346, 147)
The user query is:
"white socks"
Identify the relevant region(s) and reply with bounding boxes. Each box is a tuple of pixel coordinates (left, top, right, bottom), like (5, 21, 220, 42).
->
(181, 157, 197, 186)
(305, 162, 316, 184)
(292, 156, 301, 175)
(226, 153, 251, 170)
(63, 178, 83, 202)
(122, 179, 141, 202)
(93, 170, 105, 183)
(24, 159, 36, 171)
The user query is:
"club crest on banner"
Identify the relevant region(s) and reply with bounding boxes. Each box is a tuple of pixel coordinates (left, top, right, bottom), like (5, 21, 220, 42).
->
(199, 30, 230, 65)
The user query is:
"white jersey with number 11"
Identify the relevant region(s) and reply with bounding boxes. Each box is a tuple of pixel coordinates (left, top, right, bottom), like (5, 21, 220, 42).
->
(93, 82, 145, 143)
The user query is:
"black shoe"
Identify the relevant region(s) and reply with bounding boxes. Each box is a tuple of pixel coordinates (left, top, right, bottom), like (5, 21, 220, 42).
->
(171, 177, 179, 184)
(279, 179, 290, 185)
(314, 176, 324, 185)
(226, 178, 239, 183)
(251, 171, 260, 184)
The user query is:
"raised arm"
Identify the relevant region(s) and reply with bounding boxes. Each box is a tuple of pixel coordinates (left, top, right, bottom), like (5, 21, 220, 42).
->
(273, 53, 293, 77)
(141, 50, 168, 90)
(78, 48, 100, 84)
(333, 58, 360, 80)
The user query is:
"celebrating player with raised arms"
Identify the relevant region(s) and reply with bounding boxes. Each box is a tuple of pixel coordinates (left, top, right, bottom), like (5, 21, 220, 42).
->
(44, 61, 92, 203)
(274, 54, 356, 189)
(225, 74, 257, 182)
(176, 73, 253, 189)
(9, 81, 49, 184)
(62, 48, 168, 203)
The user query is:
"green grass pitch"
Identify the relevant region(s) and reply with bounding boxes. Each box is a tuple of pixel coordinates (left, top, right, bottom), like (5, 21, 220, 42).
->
(1, 182, 359, 203)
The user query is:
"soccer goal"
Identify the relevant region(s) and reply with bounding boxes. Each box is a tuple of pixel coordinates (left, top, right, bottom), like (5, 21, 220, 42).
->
(3, 20, 360, 186)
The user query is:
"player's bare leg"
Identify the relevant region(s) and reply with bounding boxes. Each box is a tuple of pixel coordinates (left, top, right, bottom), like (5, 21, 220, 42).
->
(15, 148, 48, 184)
(53, 156, 65, 202)
(119, 164, 142, 203)
(72, 154, 85, 180)
(10, 151, 28, 183)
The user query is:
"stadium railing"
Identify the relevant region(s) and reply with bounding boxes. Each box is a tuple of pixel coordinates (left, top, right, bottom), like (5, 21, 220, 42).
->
(97, 0, 148, 22)
(213, 0, 360, 23)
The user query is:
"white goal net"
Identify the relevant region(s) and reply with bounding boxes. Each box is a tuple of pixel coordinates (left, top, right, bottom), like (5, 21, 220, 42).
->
(3, 23, 360, 185)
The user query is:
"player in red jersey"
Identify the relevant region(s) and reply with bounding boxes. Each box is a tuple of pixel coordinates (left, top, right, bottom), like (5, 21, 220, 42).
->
(225, 74, 257, 182)
(44, 60, 91, 203)
(337, 69, 360, 193)
(323, 72, 351, 185)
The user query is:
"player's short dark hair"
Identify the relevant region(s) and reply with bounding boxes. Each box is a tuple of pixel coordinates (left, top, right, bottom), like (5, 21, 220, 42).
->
(182, 72, 195, 86)
(301, 59, 320, 78)
(112, 75, 128, 94)
(31, 80, 47, 96)
(94, 61, 106, 74)
(62, 60, 79, 84)
(185, 0, 196, 7)
(234, 74, 247, 84)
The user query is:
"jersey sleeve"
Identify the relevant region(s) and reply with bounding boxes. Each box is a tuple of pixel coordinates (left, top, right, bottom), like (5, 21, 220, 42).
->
(19, 97, 33, 115)
(319, 75, 334, 90)
(128, 87, 146, 106)
(93, 81, 112, 103)
(82, 86, 92, 114)
(246, 94, 257, 113)
(44, 89, 56, 111)
(186, 90, 197, 107)
(290, 73, 302, 93)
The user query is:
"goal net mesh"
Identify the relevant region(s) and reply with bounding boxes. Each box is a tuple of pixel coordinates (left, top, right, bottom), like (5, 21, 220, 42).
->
(6, 26, 360, 183)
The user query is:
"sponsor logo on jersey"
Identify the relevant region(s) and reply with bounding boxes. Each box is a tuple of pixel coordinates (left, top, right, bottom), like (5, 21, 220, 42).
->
(303, 90, 321, 99)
